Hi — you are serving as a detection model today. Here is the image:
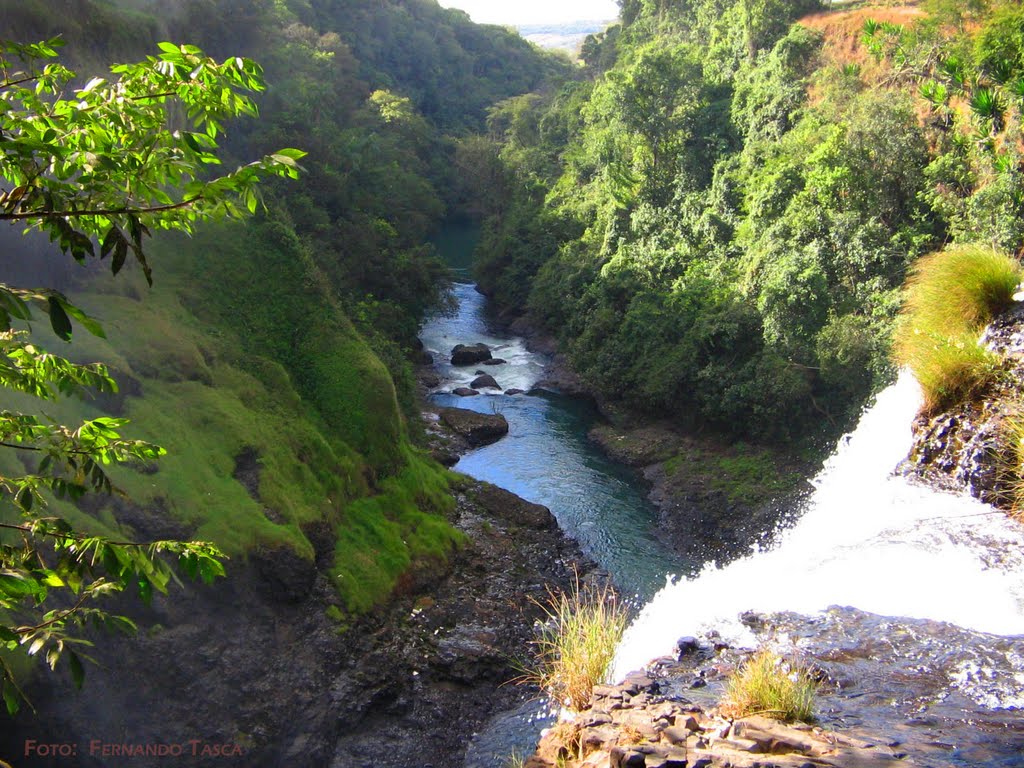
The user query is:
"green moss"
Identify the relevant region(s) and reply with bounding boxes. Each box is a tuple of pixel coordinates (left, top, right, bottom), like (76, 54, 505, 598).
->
(665, 442, 802, 507)
(9, 226, 462, 611)
(330, 447, 465, 613)
(151, 222, 406, 472)
(298, 315, 404, 474)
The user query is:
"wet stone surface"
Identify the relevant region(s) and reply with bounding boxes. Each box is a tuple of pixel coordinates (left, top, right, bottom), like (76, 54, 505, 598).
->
(520, 661, 911, 768)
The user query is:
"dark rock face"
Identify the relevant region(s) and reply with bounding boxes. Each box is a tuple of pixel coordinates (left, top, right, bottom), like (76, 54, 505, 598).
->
(470, 374, 500, 390)
(438, 407, 509, 447)
(252, 544, 317, 603)
(451, 343, 492, 366)
(2, 481, 590, 768)
(482, 358, 506, 366)
(505, 389, 526, 396)
(470, 483, 556, 530)
(453, 387, 480, 397)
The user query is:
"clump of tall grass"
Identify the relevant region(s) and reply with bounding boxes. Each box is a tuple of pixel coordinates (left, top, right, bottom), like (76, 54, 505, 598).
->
(894, 245, 1022, 413)
(996, 405, 1024, 519)
(722, 648, 818, 723)
(518, 575, 629, 712)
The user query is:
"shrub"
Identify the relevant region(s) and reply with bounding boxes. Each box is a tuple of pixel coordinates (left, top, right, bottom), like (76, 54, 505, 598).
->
(519, 575, 630, 711)
(722, 649, 818, 723)
(894, 245, 1022, 413)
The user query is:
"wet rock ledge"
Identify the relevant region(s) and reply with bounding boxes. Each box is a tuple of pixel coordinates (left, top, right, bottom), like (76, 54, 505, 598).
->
(526, 673, 908, 768)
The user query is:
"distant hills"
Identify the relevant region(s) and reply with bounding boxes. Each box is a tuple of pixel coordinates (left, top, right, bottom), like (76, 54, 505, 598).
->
(518, 19, 612, 52)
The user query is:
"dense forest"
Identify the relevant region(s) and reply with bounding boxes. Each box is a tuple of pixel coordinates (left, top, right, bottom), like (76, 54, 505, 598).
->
(474, 0, 1024, 443)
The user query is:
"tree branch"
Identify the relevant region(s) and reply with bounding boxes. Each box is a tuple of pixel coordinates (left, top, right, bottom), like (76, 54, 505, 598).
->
(0, 441, 102, 456)
(15, 592, 90, 634)
(0, 521, 145, 548)
(0, 195, 203, 221)
(0, 74, 42, 90)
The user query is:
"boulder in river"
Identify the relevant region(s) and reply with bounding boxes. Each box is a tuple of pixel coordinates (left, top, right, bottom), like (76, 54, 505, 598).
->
(470, 374, 500, 390)
(505, 389, 525, 396)
(438, 407, 509, 446)
(451, 343, 492, 366)
(453, 387, 479, 397)
(482, 358, 506, 366)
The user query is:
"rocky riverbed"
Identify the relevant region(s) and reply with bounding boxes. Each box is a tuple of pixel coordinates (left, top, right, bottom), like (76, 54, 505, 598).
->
(526, 656, 920, 768)
(1, 478, 590, 768)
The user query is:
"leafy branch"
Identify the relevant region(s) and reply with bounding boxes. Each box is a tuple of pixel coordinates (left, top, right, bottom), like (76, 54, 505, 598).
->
(0, 37, 301, 715)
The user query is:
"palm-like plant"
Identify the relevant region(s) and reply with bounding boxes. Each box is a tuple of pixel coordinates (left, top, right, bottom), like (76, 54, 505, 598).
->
(971, 87, 1006, 133)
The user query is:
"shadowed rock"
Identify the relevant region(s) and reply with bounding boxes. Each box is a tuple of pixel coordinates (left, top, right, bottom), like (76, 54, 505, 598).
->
(471, 374, 500, 390)
(452, 343, 493, 366)
(438, 407, 509, 446)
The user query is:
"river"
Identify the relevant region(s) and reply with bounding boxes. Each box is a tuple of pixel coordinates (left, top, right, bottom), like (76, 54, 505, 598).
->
(422, 223, 1024, 767)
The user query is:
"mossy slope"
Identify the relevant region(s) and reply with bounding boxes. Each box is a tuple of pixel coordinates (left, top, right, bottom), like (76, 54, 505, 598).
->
(26, 221, 461, 614)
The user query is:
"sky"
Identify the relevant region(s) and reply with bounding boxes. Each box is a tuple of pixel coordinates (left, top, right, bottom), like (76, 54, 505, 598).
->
(437, 0, 619, 25)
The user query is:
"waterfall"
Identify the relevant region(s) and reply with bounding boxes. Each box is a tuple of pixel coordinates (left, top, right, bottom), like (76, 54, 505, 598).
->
(613, 370, 1024, 681)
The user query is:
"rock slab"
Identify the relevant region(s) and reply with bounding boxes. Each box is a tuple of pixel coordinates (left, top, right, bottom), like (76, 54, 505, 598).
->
(438, 407, 509, 447)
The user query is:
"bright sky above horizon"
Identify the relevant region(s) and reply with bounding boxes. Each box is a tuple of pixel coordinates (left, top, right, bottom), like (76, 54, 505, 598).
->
(437, 0, 619, 25)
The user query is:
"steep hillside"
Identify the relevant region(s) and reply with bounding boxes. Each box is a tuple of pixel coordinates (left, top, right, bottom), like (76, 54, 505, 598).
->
(473, 0, 1024, 449)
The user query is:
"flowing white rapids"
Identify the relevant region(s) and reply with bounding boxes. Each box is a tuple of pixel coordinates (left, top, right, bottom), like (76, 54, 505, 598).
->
(612, 371, 1024, 681)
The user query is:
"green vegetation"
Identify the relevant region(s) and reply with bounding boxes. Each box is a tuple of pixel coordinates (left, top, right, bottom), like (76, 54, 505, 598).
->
(330, 444, 465, 613)
(519, 576, 629, 711)
(664, 442, 804, 506)
(723, 648, 818, 723)
(0, 38, 294, 712)
(471, 0, 1024, 445)
(894, 246, 1021, 413)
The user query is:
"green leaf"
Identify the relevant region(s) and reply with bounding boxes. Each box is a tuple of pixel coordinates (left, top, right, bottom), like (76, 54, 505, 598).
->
(0, 571, 44, 600)
(59, 300, 106, 339)
(47, 296, 72, 341)
(15, 487, 33, 511)
(68, 650, 84, 690)
(2, 682, 20, 715)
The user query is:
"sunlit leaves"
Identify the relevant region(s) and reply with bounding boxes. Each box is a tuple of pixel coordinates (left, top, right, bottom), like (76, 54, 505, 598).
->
(0, 38, 306, 296)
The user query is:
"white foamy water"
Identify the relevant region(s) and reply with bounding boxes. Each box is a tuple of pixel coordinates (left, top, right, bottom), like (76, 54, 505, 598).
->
(613, 371, 1024, 680)
(420, 282, 545, 395)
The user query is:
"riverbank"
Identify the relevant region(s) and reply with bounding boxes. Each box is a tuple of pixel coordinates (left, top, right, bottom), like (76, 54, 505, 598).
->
(501, 308, 815, 568)
(1, 477, 591, 768)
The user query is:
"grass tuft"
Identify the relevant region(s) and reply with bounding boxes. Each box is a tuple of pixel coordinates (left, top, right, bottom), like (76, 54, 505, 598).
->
(722, 648, 818, 723)
(894, 245, 1022, 413)
(996, 405, 1024, 519)
(519, 574, 629, 712)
